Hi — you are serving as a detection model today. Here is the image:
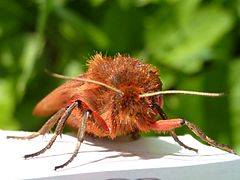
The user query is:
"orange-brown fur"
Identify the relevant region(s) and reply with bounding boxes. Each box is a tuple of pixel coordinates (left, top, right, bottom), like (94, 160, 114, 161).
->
(9, 53, 235, 171)
(34, 54, 163, 139)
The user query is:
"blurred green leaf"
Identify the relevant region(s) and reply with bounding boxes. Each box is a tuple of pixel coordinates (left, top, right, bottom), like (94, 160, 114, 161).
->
(0, 1, 25, 37)
(55, 7, 109, 49)
(229, 59, 240, 151)
(0, 79, 19, 129)
(89, 0, 106, 7)
(102, 3, 144, 53)
(145, 4, 234, 73)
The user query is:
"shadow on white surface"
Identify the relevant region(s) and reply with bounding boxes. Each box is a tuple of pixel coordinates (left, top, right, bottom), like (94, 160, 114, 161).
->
(0, 130, 239, 180)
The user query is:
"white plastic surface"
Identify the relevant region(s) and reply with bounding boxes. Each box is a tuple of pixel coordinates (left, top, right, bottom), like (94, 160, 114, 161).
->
(0, 130, 239, 180)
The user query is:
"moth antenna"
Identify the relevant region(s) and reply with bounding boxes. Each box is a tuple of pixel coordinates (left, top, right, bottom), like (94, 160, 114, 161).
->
(139, 90, 225, 98)
(45, 69, 123, 94)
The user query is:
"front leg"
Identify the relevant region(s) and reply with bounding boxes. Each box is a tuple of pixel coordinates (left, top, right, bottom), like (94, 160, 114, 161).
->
(149, 118, 236, 154)
(7, 107, 66, 140)
(23, 101, 81, 159)
(154, 103, 235, 153)
(7, 100, 110, 170)
(54, 109, 91, 170)
(153, 103, 198, 152)
(149, 118, 185, 132)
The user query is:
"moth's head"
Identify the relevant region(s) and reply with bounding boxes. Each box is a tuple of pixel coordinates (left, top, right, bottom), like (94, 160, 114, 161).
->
(47, 71, 224, 103)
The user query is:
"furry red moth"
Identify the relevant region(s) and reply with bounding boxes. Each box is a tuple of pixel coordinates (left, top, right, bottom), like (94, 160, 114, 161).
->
(7, 53, 236, 170)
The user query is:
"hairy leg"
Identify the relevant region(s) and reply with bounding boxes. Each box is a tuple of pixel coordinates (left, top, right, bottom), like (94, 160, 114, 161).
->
(7, 107, 66, 140)
(152, 104, 235, 154)
(153, 103, 197, 152)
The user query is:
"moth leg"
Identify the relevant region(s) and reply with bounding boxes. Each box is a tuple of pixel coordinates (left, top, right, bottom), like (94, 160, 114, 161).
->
(54, 110, 91, 170)
(169, 131, 198, 152)
(130, 130, 140, 140)
(7, 107, 66, 140)
(184, 120, 236, 154)
(153, 104, 198, 152)
(149, 118, 185, 131)
(24, 101, 80, 159)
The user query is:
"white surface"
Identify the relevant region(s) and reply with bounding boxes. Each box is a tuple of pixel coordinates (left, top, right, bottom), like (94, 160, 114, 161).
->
(0, 130, 239, 180)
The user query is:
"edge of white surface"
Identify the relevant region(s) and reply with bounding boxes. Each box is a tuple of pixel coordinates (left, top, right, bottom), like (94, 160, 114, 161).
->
(1, 130, 239, 180)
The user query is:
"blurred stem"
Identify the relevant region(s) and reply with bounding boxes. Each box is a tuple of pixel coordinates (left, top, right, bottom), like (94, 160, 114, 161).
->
(36, 0, 52, 36)
(16, 0, 52, 100)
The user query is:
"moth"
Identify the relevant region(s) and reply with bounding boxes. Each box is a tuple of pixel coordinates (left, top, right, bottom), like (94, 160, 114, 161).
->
(7, 53, 235, 170)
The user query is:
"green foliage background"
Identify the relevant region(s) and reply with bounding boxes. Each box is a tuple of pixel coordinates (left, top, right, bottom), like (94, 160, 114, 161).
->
(0, 0, 240, 152)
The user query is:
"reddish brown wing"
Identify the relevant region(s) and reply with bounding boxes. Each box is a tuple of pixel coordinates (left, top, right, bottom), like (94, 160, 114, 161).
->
(33, 73, 109, 133)
(33, 74, 97, 117)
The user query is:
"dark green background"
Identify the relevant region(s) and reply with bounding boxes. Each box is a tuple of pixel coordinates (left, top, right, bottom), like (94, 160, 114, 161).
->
(0, 0, 239, 153)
